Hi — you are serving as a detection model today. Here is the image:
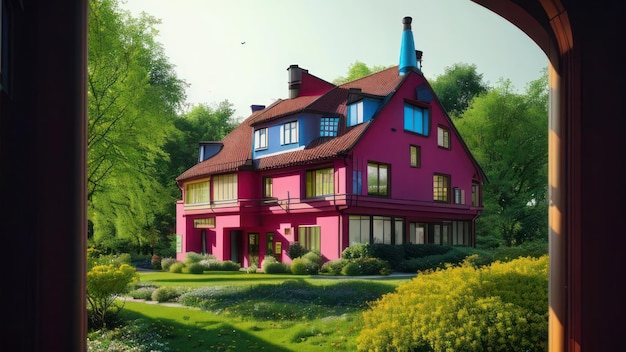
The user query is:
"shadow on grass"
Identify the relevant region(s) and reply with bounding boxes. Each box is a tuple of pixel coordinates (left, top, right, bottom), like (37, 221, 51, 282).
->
(120, 302, 293, 351)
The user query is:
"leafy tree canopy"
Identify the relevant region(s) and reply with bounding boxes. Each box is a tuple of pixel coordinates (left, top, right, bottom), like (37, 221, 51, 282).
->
(456, 69, 549, 245)
(429, 62, 489, 117)
(88, 0, 187, 251)
(333, 61, 392, 85)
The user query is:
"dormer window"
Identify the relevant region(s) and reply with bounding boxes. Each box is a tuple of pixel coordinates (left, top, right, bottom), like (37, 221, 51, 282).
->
(254, 128, 268, 150)
(404, 102, 430, 136)
(280, 121, 298, 145)
(320, 117, 339, 137)
(347, 101, 364, 127)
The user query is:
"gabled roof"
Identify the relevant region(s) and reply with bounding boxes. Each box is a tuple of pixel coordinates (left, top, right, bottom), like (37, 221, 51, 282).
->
(176, 67, 405, 183)
(176, 65, 488, 185)
(339, 65, 403, 96)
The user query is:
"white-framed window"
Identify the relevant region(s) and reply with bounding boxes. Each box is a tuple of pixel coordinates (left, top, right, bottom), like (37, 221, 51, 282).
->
(254, 128, 268, 150)
(213, 173, 237, 202)
(185, 180, 210, 205)
(347, 101, 364, 126)
(438, 126, 450, 149)
(280, 121, 298, 145)
(320, 117, 339, 136)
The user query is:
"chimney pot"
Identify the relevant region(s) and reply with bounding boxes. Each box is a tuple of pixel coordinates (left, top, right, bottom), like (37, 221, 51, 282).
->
(250, 105, 265, 113)
(287, 64, 303, 99)
(402, 16, 412, 29)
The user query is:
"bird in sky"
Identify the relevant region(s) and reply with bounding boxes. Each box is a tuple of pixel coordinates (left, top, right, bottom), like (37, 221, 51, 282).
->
(241, 41, 246, 45)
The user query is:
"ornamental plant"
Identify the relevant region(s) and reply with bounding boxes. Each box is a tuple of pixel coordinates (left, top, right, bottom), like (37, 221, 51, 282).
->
(357, 255, 549, 352)
(86, 263, 139, 329)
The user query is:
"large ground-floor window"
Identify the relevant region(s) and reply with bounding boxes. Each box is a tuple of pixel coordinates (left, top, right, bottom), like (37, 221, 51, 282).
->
(298, 226, 321, 252)
(349, 215, 403, 245)
(408, 221, 472, 246)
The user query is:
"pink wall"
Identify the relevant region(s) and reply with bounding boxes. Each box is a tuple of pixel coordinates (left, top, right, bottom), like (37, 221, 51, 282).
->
(352, 73, 479, 204)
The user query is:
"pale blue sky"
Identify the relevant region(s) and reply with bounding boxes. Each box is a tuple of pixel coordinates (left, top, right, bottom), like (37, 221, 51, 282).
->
(121, 0, 547, 120)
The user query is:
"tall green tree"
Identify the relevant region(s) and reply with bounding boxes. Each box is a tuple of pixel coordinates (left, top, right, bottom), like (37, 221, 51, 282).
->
(456, 69, 549, 246)
(87, 0, 186, 252)
(333, 61, 391, 85)
(429, 63, 489, 118)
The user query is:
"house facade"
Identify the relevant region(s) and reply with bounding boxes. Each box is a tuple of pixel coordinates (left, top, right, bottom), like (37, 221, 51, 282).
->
(175, 17, 486, 267)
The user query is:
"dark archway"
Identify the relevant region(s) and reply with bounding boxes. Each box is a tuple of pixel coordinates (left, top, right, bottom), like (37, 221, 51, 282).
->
(2, 0, 624, 350)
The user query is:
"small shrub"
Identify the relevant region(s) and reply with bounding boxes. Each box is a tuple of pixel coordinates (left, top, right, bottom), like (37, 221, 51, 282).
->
(150, 255, 162, 270)
(160, 257, 177, 272)
(342, 243, 375, 259)
(302, 251, 321, 266)
(182, 262, 205, 274)
(370, 244, 405, 270)
(287, 242, 309, 259)
(128, 284, 158, 300)
(247, 263, 258, 273)
(263, 261, 289, 274)
(151, 286, 181, 303)
(218, 260, 241, 271)
(290, 257, 318, 275)
(86, 263, 139, 329)
(184, 252, 204, 264)
(169, 261, 185, 273)
(320, 258, 349, 275)
(341, 261, 361, 276)
(262, 256, 290, 274)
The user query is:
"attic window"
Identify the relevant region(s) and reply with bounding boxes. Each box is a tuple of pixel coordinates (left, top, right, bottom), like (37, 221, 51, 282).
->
(347, 101, 364, 127)
(404, 102, 430, 136)
(254, 128, 268, 150)
(320, 117, 339, 137)
(280, 121, 298, 145)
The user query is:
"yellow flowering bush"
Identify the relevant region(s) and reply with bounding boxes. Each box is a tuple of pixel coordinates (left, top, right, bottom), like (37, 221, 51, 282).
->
(357, 255, 548, 352)
(87, 263, 139, 328)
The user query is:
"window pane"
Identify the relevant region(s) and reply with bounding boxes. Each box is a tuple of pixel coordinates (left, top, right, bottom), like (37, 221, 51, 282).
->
(306, 168, 334, 197)
(214, 174, 237, 201)
(349, 215, 371, 244)
(395, 218, 403, 244)
(367, 163, 378, 195)
(379, 164, 388, 196)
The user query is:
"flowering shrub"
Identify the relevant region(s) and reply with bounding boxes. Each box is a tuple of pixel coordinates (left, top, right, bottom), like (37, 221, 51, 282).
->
(87, 263, 139, 329)
(357, 255, 549, 352)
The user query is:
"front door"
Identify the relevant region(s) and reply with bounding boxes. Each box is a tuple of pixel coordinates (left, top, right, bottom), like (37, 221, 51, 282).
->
(230, 230, 243, 265)
(248, 233, 259, 267)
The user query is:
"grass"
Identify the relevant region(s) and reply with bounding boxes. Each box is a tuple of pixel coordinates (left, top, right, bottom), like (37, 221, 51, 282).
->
(89, 270, 413, 351)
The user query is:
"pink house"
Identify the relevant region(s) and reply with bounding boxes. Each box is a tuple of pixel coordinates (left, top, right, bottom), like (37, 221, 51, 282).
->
(175, 17, 486, 267)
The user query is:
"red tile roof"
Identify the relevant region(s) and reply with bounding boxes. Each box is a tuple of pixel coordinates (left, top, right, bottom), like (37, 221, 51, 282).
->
(176, 66, 404, 183)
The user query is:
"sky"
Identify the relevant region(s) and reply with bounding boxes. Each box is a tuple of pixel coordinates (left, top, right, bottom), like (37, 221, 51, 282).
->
(120, 0, 548, 120)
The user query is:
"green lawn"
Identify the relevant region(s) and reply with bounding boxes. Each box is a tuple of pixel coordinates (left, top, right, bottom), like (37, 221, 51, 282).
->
(95, 270, 413, 351)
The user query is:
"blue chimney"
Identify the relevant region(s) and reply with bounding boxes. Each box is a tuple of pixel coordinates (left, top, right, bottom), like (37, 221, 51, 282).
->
(399, 16, 420, 75)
